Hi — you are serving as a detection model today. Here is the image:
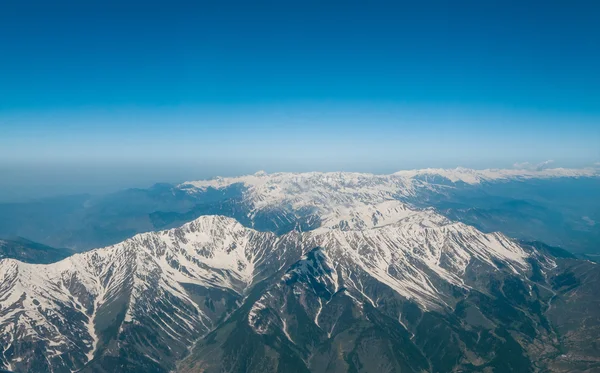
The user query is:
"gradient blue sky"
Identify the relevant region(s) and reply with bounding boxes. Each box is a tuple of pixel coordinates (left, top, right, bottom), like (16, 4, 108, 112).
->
(1, 0, 599, 199)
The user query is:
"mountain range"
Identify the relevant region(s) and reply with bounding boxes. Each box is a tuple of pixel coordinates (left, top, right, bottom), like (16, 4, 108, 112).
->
(1, 168, 599, 372)
(1, 167, 598, 254)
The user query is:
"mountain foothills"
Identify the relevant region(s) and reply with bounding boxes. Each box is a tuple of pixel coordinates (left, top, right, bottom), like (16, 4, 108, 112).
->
(0, 238, 71, 265)
(0, 168, 599, 373)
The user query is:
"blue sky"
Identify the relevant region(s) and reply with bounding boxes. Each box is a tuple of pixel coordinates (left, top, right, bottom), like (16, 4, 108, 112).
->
(1, 0, 599, 198)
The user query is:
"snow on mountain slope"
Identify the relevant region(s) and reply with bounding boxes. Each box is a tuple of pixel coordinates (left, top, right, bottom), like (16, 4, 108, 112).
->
(228, 222, 538, 373)
(179, 167, 598, 232)
(0, 216, 301, 373)
(238, 210, 534, 373)
(180, 172, 437, 232)
(276, 209, 529, 313)
(393, 166, 599, 184)
(0, 207, 531, 372)
(2, 169, 597, 372)
(181, 171, 418, 209)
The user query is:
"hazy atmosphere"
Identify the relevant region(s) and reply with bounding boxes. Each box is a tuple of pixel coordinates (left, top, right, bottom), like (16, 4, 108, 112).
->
(2, 1, 599, 200)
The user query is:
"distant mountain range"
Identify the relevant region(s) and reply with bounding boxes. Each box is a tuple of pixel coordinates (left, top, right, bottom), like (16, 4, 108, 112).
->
(0, 167, 598, 254)
(1, 168, 599, 372)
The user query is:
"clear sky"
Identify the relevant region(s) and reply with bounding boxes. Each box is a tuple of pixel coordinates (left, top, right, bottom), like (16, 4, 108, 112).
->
(1, 0, 599, 199)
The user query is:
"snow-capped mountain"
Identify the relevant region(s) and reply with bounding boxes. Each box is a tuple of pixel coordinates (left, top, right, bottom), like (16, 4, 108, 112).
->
(1, 169, 599, 372)
(178, 167, 599, 234)
(1, 167, 596, 253)
(0, 216, 306, 372)
(2, 208, 589, 372)
(178, 215, 598, 373)
(1, 204, 530, 372)
(181, 167, 599, 197)
(180, 171, 422, 232)
(393, 166, 599, 184)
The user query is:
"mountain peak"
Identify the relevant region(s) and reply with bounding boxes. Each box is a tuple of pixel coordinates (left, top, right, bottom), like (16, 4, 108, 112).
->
(183, 214, 246, 232)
